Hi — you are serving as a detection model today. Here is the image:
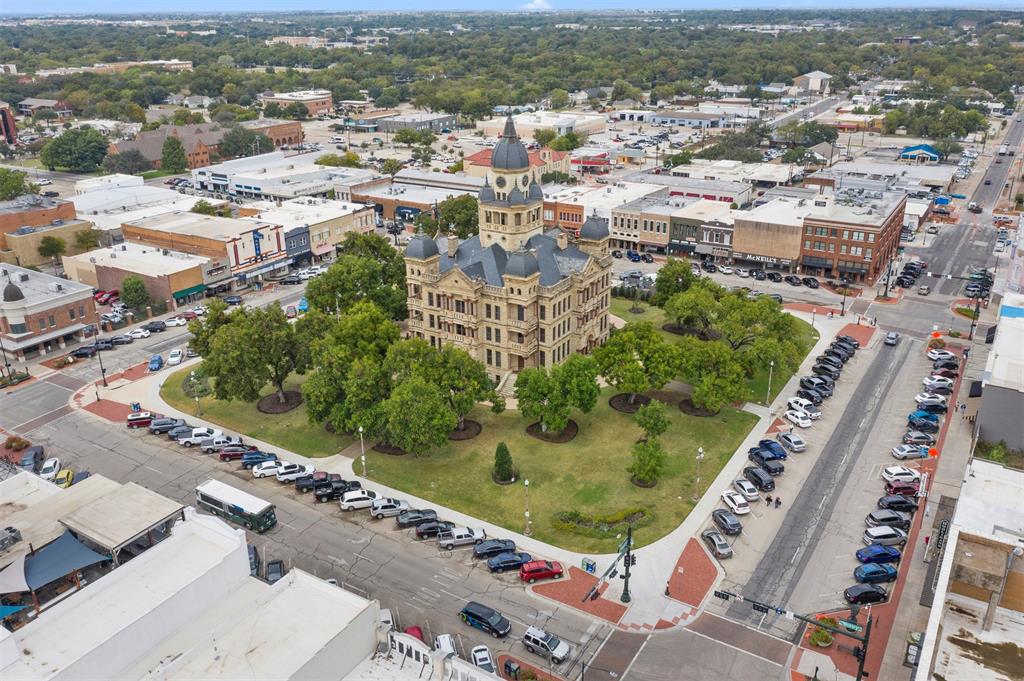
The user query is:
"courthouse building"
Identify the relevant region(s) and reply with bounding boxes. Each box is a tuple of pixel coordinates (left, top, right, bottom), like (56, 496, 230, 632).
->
(404, 118, 613, 382)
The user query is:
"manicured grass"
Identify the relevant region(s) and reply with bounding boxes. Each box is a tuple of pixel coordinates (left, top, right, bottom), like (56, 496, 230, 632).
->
(160, 365, 352, 458)
(365, 386, 758, 553)
(141, 169, 180, 180)
(610, 295, 819, 405)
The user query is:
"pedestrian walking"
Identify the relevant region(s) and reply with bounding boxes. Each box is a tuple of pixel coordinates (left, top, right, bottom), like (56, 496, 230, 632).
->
(961, 402, 967, 418)
(765, 494, 773, 505)
(774, 497, 782, 509)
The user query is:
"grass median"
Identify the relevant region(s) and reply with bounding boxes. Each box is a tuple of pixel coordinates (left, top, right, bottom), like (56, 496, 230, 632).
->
(160, 366, 352, 458)
(365, 385, 758, 553)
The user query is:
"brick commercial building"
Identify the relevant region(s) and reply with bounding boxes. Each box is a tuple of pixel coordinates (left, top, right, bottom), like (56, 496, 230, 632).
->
(121, 212, 288, 289)
(404, 117, 613, 383)
(63, 243, 211, 310)
(108, 120, 301, 171)
(0, 103, 16, 144)
(377, 111, 456, 133)
(542, 181, 666, 235)
(0, 264, 98, 360)
(16, 98, 73, 118)
(463, 147, 570, 180)
(610, 196, 697, 254)
(259, 90, 334, 117)
(238, 197, 376, 265)
(0, 195, 98, 267)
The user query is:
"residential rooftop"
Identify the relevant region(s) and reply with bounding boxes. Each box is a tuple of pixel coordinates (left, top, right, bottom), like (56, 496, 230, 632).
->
(65, 242, 210, 276)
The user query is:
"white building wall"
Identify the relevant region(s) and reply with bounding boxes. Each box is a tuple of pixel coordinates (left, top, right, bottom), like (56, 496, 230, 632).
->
(292, 598, 380, 681)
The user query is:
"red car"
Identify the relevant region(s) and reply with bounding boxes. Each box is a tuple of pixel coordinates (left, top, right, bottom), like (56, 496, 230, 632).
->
(179, 310, 198, 320)
(403, 626, 425, 643)
(219, 445, 259, 461)
(885, 480, 920, 496)
(96, 290, 120, 305)
(93, 289, 107, 301)
(126, 412, 159, 428)
(519, 560, 564, 584)
(285, 305, 297, 319)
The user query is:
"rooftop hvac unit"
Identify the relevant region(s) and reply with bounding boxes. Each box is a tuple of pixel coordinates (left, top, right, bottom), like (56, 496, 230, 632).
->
(162, 249, 169, 255)
(0, 527, 21, 552)
(121, 245, 127, 251)
(89, 257, 96, 263)
(19, 273, 28, 282)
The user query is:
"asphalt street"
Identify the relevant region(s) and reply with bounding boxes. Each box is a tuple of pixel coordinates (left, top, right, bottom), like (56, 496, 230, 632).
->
(724, 337, 914, 638)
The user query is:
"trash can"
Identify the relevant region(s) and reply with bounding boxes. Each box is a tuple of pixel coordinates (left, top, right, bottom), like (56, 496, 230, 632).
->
(503, 660, 521, 679)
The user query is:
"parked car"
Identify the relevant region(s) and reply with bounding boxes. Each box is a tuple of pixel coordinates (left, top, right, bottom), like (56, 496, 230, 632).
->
(371, 498, 410, 519)
(415, 520, 456, 539)
(784, 410, 813, 428)
(459, 601, 511, 638)
(884, 332, 901, 346)
(276, 463, 315, 482)
(18, 446, 45, 472)
(200, 435, 243, 454)
(177, 427, 222, 446)
(126, 411, 159, 428)
(470, 646, 496, 673)
(733, 478, 760, 501)
(474, 539, 516, 559)
(396, 509, 438, 528)
(165, 316, 188, 327)
(53, 468, 73, 488)
(787, 397, 821, 419)
(844, 583, 887, 605)
(241, 451, 278, 469)
(891, 444, 928, 460)
(339, 489, 380, 510)
(812, 363, 841, 380)
(166, 424, 193, 440)
(795, 388, 824, 405)
(167, 349, 184, 366)
(294, 471, 340, 492)
(922, 375, 954, 391)
(784, 275, 802, 286)
(777, 431, 806, 453)
(148, 355, 164, 372)
(265, 559, 286, 584)
(863, 526, 908, 547)
(143, 320, 167, 333)
(903, 430, 936, 446)
(488, 551, 533, 573)
(438, 526, 486, 550)
(886, 480, 921, 496)
(520, 560, 564, 583)
(801, 277, 820, 289)
(878, 494, 919, 513)
(744, 466, 775, 492)
(218, 444, 259, 461)
(854, 563, 898, 584)
(701, 529, 733, 559)
(70, 345, 97, 358)
(148, 417, 186, 434)
(721, 490, 751, 515)
(800, 376, 833, 397)
(522, 626, 571, 665)
(314, 479, 362, 502)
(881, 465, 922, 484)
(224, 295, 243, 305)
(865, 509, 911, 531)
(712, 508, 742, 535)
(252, 460, 289, 478)
(856, 544, 902, 564)
(39, 457, 61, 481)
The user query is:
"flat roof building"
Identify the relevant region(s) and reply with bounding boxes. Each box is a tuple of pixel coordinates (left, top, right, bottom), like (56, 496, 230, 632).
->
(240, 197, 376, 261)
(624, 172, 754, 207)
(377, 111, 456, 133)
(808, 160, 957, 193)
(542, 181, 667, 234)
(71, 186, 226, 244)
(73, 174, 143, 195)
(477, 111, 607, 138)
(260, 89, 334, 117)
(353, 183, 474, 222)
(122, 212, 289, 286)
(193, 151, 379, 201)
(670, 159, 802, 188)
(0, 263, 98, 360)
(977, 293, 1024, 450)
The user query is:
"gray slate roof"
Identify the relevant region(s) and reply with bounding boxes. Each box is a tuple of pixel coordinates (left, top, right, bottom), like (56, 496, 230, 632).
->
(491, 116, 530, 171)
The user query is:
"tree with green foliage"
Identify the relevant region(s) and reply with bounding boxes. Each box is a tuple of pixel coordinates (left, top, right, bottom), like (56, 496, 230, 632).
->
(302, 301, 400, 432)
(548, 131, 585, 151)
(413, 194, 479, 239)
(635, 399, 669, 441)
(533, 128, 557, 147)
(782, 146, 814, 164)
(101, 148, 152, 175)
(190, 199, 219, 216)
(548, 89, 570, 110)
(515, 365, 570, 434)
(381, 375, 457, 455)
(375, 87, 401, 109)
(40, 127, 108, 172)
(170, 108, 205, 125)
(187, 298, 231, 356)
(37, 235, 66, 263)
(493, 442, 515, 483)
(381, 158, 403, 176)
(160, 136, 188, 173)
(317, 151, 361, 168)
(73, 229, 101, 251)
(218, 126, 273, 159)
(662, 151, 693, 168)
(663, 285, 719, 337)
(394, 127, 436, 147)
(306, 255, 406, 319)
(676, 336, 747, 414)
(283, 101, 309, 120)
(629, 438, 666, 485)
(540, 171, 577, 185)
(594, 322, 679, 404)
(557, 354, 601, 415)
(651, 258, 696, 307)
(263, 102, 284, 118)
(0, 169, 38, 201)
(119, 276, 150, 310)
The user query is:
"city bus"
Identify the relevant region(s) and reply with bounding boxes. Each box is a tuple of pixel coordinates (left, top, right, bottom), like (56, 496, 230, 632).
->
(195, 479, 277, 533)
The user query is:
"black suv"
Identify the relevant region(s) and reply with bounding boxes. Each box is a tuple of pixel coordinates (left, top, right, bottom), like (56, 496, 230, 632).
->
(801, 277, 820, 288)
(712, 509, 742, 535)
(784, 275, 802, 286)
(314, 479, 362, 502)
(796, 388, 824, 405)
(396, 509, 438, 528)
(143, 320, 167, 332)
(459, 601, 511, 638)
(766, 271, 783, 282)
(743, 466, 775, 492)
(813, 363, 841, 380)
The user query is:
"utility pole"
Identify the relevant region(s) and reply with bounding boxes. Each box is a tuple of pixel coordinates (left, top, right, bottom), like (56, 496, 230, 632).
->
(620, 524, 633, 604)
(97, 345, 108, 387)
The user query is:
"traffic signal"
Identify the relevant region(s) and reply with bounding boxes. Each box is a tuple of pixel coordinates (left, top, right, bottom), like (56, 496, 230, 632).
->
(630, 555, 637, 566)
(853, 646, 864, 662)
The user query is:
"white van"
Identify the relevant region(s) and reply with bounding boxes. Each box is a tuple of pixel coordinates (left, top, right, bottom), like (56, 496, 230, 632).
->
(434, 634, 457, 657)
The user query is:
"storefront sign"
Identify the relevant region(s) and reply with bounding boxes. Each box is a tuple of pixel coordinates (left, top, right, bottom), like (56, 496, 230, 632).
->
(733, 252, 792, 266)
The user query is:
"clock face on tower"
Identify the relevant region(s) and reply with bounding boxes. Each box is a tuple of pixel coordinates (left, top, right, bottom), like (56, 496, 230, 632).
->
(495, 176, 507, 188)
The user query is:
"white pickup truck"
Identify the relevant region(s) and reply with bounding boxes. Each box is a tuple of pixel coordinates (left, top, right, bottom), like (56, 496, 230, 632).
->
(438, 527, 486, 550)
(177, 427, 223, 447)
(276, 463, 315, 483)
(200, 435, 243, 454)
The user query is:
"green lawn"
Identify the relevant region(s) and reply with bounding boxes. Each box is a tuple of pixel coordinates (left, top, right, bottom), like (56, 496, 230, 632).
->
(160, 366, 352, 458)
(365, 386, 758, 553)
(610, 294, 819, 405)
(141, 169, 180, 180)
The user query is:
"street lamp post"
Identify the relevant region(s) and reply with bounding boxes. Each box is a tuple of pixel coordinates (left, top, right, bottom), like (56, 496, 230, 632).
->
(358, 425, 366, 477)
(766, 360, 775, 405)
(524, 479, 532, 536)
(812, 308, 816, 326)
(97, 346, 108, 387)
(840, 278, 849, 316)
(693, 446, 705, 501)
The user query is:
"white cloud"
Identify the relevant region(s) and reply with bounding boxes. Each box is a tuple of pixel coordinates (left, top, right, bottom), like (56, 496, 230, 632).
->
(521, 0, 552, 10)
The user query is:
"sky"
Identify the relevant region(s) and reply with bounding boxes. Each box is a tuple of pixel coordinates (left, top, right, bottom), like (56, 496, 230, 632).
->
(5, 0, 1017, 14)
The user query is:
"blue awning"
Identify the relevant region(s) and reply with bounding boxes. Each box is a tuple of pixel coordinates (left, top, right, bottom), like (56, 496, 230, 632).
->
(0, 605, 25, 619)
(24, 530, 110, 591)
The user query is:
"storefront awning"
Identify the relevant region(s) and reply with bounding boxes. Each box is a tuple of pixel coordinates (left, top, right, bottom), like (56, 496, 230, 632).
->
(0, 531, 110, 594)
(172, 283, 206, 300)
(311, 243, 334, 256)
(0, 323, 86, 352)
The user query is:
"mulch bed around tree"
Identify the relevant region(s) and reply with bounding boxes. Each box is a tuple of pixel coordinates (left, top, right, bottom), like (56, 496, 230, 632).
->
(492, 468, 520, 485)
(526, 419, 579, 443)
(372, 443, 407, 456)
(609, 392, 652, 414)
(256, 390, 303, 414)
(678, 398, 717, 418)
(448, 419, 482, 441)
(630, 476, 657, 488)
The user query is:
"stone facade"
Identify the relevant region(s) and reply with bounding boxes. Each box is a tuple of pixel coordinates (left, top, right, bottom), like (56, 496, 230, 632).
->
(404, 117, 613, 383)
